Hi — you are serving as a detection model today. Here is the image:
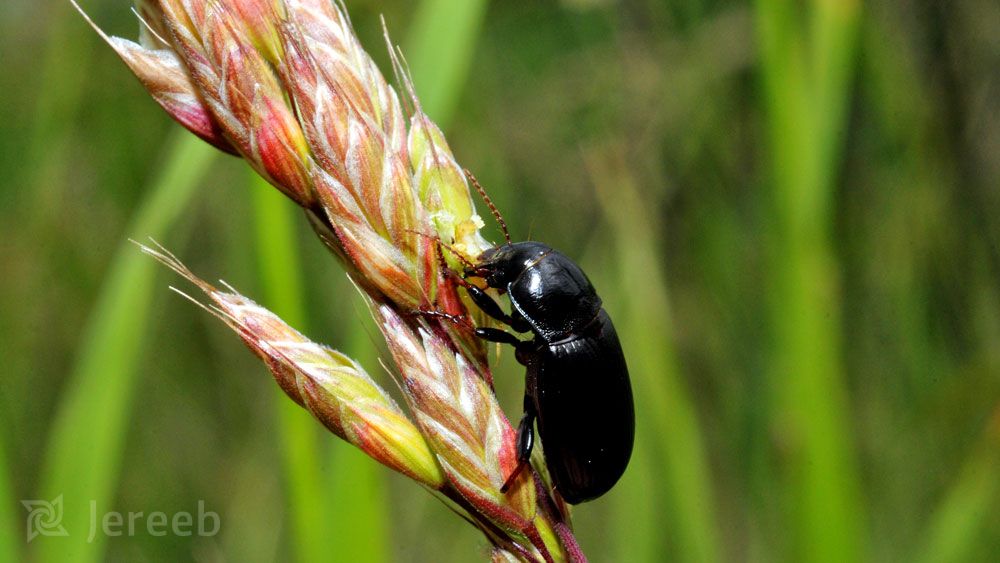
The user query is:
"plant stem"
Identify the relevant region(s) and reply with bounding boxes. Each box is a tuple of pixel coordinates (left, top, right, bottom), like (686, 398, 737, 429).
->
(35, 132, 215, 563)
(591, 155, 720, 563)
(756, 1, 864, 561)
(250, 173, 390, 563)
(250, 175, 331, 562)
(26, 2, 90, 230)
(404, 0, 490, 125)
(917, 407, 1000, 563)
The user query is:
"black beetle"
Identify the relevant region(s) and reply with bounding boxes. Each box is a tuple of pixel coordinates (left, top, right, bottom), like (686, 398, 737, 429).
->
(445, 172, 635, 505)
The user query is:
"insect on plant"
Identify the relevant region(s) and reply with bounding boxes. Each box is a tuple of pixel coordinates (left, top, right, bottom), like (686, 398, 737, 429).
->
(77, 0, 617, 557)
(425, 171, 635, 505)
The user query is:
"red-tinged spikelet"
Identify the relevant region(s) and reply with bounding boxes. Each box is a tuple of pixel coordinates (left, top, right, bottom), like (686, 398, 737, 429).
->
(139, 242, 444, 488)
(376, 305, 537, 530)
(80, 0, 589, 559)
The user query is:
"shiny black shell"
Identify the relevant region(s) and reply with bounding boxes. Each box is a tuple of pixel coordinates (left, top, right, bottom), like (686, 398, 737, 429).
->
(527, 309, 634, 503)
(479, 242, 635, 503)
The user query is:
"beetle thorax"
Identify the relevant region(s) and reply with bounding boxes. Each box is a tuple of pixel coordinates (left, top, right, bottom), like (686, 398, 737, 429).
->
(506, 251, 603, 340)
(473, 241, 553, 289)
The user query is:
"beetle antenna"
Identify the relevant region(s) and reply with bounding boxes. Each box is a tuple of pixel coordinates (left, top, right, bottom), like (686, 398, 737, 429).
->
(429, 237, 481, 288)
(404, 229, 478, 271)
(464, 168, 511, 245)
(431, 237, 452, 275)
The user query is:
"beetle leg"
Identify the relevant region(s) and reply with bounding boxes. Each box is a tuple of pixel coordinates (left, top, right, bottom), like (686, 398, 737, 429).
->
(501, 398, 536, 493)
(461, 282, 517, 326)
(474, 328, 537, 366)
(474, 327, 523, 346)
(410, 309, 475, 330)
(462, 283, 533, 333)
(439, 261, 532, 333)
(508, 307, 532, 333)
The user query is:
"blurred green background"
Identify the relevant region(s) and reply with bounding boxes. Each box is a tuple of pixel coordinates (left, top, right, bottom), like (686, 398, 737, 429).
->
(2, 0, 999, 561)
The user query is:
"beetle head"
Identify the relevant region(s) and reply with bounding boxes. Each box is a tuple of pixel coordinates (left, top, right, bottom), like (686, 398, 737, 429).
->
(466, 241, 552, 289)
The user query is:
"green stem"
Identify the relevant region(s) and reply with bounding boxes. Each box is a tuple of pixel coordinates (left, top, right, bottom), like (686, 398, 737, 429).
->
(26, 2, 90, 229)
(592, 157, 720, 563)
(35, 133, 216, 563)
(917, 410, 1000, 563)
(250, 174, 389, 563)
(756, 1, 864, 562)
(404, 0, 490, 125)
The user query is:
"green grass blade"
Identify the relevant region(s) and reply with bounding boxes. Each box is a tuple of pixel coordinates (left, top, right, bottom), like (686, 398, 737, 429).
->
(250, 174, 389, 563)
(25, 3, 90, 226)
(249, 175, 325, 562)
(325, 411, 390, 563)
(34, 132, 216, 563)
(404, 0, 489, 125)
(755, 1, 864, 561)
(0, 434, 18, 563)
(591, 157, 720, 563)
(608, 447, 658, 563)
(250, 180, 310, 332)
(917, 411, 1000, 563)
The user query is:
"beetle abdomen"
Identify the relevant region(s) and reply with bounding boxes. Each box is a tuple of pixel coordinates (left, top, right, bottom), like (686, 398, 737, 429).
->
(533, 310, 634, 504)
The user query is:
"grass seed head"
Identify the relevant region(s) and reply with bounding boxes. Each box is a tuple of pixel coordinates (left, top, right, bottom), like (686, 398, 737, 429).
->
(84, 1, 587, 560)
(139, 243, 445, 488)
(376, 305, 537, 532)
(82, 0, 494, 308)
